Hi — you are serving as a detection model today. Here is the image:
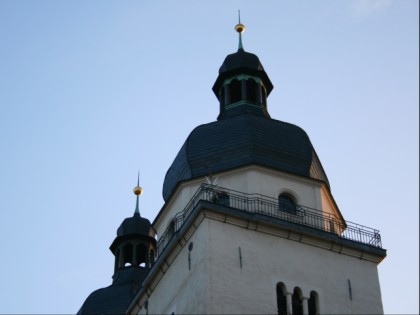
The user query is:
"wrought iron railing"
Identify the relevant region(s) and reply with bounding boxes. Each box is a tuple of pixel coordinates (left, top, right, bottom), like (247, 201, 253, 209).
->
(156, 184, 382, 256)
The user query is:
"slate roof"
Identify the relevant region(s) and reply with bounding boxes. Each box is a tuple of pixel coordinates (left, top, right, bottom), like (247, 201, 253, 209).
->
(77, 268, 147, 315)
(162, 46, 329, 201)
(212, 48, 273, 98)
(162, 113, 330, 201)
(78, 215, 155, 314)
(116, 214, 151, 237)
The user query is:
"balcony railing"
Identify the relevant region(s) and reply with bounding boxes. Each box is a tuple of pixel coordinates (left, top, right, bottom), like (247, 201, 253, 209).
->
(156, 184, 382, 256)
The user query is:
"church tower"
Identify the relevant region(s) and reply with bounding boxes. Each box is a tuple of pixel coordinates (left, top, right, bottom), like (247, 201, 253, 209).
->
(125, 21, 386, 314)
(78, 179, 156, 315)
(78, 20, 386, 315)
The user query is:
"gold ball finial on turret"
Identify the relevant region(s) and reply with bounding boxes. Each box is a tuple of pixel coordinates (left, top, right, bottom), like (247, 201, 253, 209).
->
(235, 23, 246, 34)
(235, 10, 245, 51)
(133, 171, 143, 216)
(133, 185, 143, 196)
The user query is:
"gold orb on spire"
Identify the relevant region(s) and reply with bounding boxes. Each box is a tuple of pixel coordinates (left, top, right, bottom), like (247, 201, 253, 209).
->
(133, 185, 143, 196)
(235, 23, 246, 33)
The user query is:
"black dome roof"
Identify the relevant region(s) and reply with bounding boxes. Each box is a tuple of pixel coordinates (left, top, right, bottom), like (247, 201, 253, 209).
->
(162, 113, 329, 201)
(219, 48, 264, 73)
(212, 48, 273, 98)
(110, 213, 155, 254)
(117, 213, 151, 237)
(77, 268, 146, 315)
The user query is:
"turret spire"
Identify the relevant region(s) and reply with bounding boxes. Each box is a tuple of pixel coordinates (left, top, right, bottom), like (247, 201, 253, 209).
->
(235, 10, 246, 51)
(133, 171, 143, 216)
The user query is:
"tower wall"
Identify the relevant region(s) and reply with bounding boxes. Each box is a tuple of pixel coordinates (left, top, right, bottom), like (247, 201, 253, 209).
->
(135, 214, 383, 314)
(206, 219, 383, 314)
(136, 216, 211, 314)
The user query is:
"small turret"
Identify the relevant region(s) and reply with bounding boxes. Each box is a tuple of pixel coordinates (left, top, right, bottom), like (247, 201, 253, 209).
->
(110, 176, 156, 275)
(212, 17, 273, 120)
(78, 176, 156, 315)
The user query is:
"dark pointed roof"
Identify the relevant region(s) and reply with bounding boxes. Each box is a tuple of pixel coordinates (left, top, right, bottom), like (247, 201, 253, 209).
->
(220, 48, 263, 72)
(117, 213, 152, 237)
(212, 48, 273, 99)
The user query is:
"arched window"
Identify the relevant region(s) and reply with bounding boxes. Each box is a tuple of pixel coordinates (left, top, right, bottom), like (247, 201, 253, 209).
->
(136, 243, 148, 267)
(276, 283, 287, 315)
(308, 291, 319, 315)
(123, 243, 133, 266)
(292, 287, 303, 315)
(278, 193, 297, 215)
(229, 79, 241, 104)
(246, 78, 257, 103)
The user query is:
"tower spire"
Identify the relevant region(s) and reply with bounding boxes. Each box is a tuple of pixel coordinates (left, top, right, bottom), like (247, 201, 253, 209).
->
(235, 10, 246, 51)
(133, 171, 143, 216)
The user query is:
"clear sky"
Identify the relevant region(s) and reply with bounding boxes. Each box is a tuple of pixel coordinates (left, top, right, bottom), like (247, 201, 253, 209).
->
(0, 1, 418, 314)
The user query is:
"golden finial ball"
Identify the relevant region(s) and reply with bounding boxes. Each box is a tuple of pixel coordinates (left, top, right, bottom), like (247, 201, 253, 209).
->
(235, 23, 246, 33)
(133, 186, 143, 196)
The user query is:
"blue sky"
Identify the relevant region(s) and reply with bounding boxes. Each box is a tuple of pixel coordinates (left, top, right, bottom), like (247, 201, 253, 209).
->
(0, 1, 418, 314)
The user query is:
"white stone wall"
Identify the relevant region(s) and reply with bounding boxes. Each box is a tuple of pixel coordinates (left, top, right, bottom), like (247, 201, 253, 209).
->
(206, 219, 383, 314)
(155, 165, 343, 241)
(136, 166, 384, 314)
(137, 218, 211, 315)
(154, 179, 202, 239)
(134, 215, 383, 314)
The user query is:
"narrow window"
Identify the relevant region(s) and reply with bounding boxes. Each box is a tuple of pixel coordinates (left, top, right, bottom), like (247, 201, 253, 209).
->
(123, 243, 133, 266)
(136, 244, 147, 267)
(278, 193, 297, 215)
(292, 287, 303, 315)
(276, 283, 287, 315)
(229, 79, 241, 104)
(223, 85, 230, 105)
(246, 78, 257, 103)
(308, 291, 319, 315)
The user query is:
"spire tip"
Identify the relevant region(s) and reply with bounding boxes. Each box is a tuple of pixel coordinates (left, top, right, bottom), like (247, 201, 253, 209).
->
(234, 10, 245, 51)
(133, 171, 143, 215)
